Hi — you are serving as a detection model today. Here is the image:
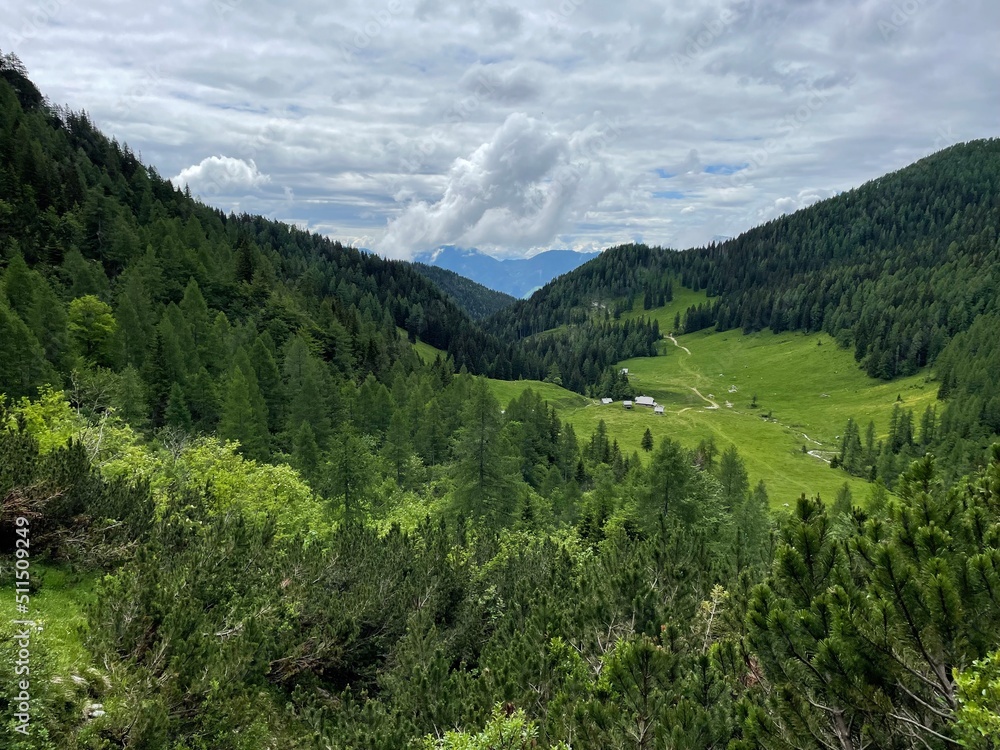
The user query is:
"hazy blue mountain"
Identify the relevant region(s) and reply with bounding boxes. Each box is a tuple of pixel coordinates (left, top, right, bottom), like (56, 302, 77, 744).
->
(415, 246, 600, 298)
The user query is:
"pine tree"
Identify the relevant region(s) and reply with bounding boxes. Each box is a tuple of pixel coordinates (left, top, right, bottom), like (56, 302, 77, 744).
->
(282, 335, 331, 446)
(164, 381, 193, 433)
(641, 428, 654, 452)
(0, 301, 55, 398)
(218, 367, 269, 461)
(452, 378, 518, 525)
(718, 445, 749, 510)
(291, 421, 321, 486)
(324, 423, 375, 521)
(383, 408, 412, 484)
(647, 437, 692, 518)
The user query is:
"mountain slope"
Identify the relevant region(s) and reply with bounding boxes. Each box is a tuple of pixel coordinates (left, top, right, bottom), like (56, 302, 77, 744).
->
(491, 140, 1000, 379)
(412, 262, 517, 319)
(0, 54, 515, 418)
(488, 140, 1000, 474)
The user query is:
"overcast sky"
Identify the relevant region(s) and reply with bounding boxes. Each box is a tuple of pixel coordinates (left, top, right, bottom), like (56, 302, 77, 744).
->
(4, 0, 997, 258)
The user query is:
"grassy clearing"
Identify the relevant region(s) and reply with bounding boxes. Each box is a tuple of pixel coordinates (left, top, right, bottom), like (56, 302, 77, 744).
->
(487, 320, 939, 507)
(619, 287, 710, 333)
(0, 562, 97, 673)
(488, 378, 591, 413)
(398, 327, 448, 364)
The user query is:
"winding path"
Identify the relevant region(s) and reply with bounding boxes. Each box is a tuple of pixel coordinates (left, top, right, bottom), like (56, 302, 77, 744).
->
(690, 387, 720, 410)
(665, 334, 691, 355)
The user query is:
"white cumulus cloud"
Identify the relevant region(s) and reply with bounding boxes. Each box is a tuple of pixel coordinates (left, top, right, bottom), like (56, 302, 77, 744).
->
(376, 113, 621, 258)
(171, 156, 270, 195)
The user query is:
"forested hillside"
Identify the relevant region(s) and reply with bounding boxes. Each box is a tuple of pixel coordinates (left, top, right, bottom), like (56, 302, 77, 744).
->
(2, 54, 1000, 750)
(412, 263, 517, 319)
(491, 138, 1000, 376)
(486, 142, 1000, 478)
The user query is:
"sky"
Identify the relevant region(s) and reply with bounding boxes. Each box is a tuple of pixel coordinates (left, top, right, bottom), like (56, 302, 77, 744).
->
(4, 0, 997, 259)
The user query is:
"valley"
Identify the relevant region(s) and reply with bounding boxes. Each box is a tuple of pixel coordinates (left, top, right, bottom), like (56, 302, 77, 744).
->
(487, 303, 937, 504)
(1, 54, 999, 749)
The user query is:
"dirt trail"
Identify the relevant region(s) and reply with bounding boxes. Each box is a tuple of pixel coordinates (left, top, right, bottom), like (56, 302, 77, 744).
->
(690, 387, 719, 410)
(666, 334, 691, 355)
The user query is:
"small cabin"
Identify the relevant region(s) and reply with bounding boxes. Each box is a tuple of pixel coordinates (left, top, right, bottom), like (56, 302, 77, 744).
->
(620, 368, 629, 375)
(654, 405, 665, 415)
(601, 397, 613, 405)
(623, 400, 633, 410)
(635, 395, 655, 407)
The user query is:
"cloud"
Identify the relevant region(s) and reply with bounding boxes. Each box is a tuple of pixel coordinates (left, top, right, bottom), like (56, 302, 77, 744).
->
(759, 188, 834, 222)
(10, 0, 998, 256)
(376, 112, 620, 258)
(457, 61, 542, 104)
(171, 156, 270, 195)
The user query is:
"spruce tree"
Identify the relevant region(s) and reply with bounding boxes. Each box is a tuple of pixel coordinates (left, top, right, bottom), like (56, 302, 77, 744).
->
(218, 367, 269, 461)
(164, 381, 193, 433)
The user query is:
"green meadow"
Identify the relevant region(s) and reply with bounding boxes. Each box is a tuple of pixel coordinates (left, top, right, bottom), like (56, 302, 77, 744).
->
(488, 319, 939, 507)
(412, 290, 940, 505)
(619, 286, 711, 332)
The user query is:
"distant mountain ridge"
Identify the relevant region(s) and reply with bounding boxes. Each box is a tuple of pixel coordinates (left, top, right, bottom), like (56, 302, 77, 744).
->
(415, 246, 600, 298)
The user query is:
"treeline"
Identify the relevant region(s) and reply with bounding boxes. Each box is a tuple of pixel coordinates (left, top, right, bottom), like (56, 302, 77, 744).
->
(488, 142, 1000, 385)
(520, 317, 660, 395)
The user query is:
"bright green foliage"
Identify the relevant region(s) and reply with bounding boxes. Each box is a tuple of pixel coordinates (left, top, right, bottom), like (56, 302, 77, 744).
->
(956, 650, 1000, 748)
(7, 385, 82, 453)
(173, 436, 328, 541)
(67, 294, 117, 366)
(422, 704, 570, 750)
